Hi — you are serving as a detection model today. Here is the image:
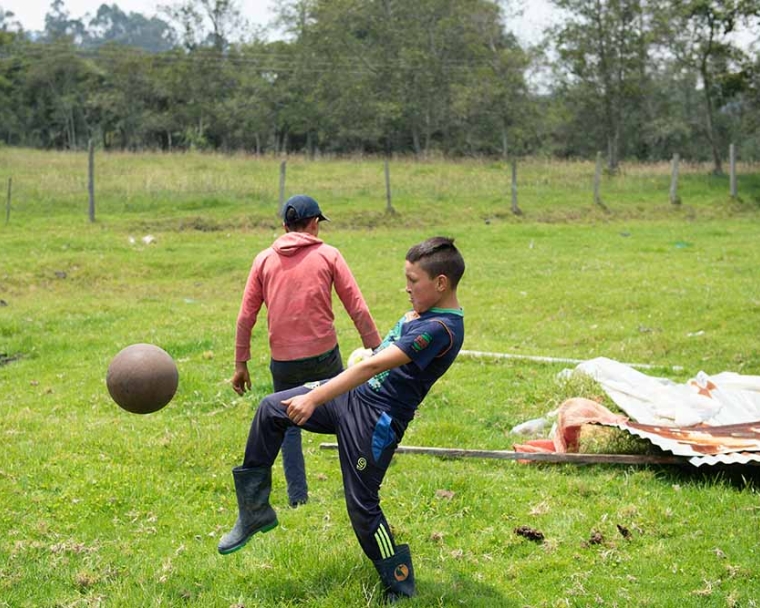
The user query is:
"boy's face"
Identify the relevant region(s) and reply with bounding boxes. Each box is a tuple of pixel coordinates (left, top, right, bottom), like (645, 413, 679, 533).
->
(405, 260, 443, 314)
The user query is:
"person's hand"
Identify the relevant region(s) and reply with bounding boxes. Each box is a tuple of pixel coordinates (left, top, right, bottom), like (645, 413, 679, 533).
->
(282, 393, 318, 426)
(231, 362, 251, 395)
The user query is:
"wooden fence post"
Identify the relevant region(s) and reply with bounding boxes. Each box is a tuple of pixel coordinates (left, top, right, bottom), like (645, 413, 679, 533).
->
(729, 143, 737, 198)
(278, 159, 287, 215)
(88, 139, 95, 222)
(510, 158, 522, 215)
(593, 152, 608, 211)
(384, 157, 395, 213)
(5, 177, 10, 225)
(670, 152, 681, 206)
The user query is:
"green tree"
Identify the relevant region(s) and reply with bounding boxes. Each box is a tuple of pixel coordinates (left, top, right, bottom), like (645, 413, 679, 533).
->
(278, 0, 530, 156)
(87, 4, 176, 52)
(161, 0, 245, 51)
(212, 52, 273, 153)
(550, 0, 652, 171)
(86, 45, 158, 149)
(1, 5, 22, 32)
(290, 0, 402, 153)
(22, 40, 100, 148)
(43, 0, 89, 44)
(0, 20, 22, 144)
(449, 2, 531, 157)
(651, 0, 760, 173)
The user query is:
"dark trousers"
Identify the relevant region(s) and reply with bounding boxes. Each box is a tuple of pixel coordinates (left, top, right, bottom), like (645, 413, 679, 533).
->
(269, 345, 343, 504)
(242, 384, 405, 562)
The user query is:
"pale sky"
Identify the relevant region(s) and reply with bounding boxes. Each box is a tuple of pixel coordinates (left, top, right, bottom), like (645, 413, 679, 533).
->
(1, 0, 557, 43)
(1, 0, 277, 32)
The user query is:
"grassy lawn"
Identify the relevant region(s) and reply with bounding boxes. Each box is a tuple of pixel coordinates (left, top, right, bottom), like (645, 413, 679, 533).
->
(1, 149, 760, 607)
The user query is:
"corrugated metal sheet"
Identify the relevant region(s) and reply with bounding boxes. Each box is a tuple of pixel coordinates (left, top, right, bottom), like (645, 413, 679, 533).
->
(609, 421, 760, 467)
(509, 359, 760, 466)
(566, 358, 760, 466)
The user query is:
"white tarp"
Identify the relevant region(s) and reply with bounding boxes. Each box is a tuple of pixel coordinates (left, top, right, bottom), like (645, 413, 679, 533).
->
(567, 357, 760, 427)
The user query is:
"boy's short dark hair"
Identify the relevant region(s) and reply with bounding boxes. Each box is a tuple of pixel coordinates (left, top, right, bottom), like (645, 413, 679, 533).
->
(284, 207, 313, 231)
(406, 236, 465, 289)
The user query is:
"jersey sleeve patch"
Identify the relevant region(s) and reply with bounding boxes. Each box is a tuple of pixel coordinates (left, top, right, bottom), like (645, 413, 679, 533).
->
(412, 332, 432, 352)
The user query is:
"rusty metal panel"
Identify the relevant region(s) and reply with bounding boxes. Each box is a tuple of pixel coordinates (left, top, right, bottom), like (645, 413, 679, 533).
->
(610, 421, 760, 467)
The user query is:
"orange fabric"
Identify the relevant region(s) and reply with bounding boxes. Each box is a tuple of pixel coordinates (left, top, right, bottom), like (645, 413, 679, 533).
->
(514, 398, 628, 454)
(513, 439, 556, 453)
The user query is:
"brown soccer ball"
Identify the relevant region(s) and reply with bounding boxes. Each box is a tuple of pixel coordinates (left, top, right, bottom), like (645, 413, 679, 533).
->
(106, 343, 179, 414)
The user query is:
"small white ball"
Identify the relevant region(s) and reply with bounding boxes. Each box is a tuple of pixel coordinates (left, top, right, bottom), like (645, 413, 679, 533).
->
(348, 347, 373, 367)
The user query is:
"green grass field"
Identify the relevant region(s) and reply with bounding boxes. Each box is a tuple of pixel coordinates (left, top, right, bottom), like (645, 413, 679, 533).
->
(1, 149, 760, 607)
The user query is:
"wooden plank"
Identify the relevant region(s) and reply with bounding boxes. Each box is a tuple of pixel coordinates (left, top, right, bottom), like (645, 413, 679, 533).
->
(318, 443, 688, 465)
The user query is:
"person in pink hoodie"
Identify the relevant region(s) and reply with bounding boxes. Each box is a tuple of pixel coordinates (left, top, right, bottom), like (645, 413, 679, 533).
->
(232, 194, 382, 507)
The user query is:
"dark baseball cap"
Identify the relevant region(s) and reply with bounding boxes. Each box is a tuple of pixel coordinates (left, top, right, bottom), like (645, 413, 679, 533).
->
(282, 194, 330, 223)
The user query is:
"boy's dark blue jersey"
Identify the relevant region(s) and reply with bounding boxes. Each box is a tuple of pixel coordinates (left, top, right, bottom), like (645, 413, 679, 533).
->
(355, 307, 464, 424)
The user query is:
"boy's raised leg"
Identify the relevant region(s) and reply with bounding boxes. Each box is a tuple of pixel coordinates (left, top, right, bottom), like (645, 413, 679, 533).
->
(218, 465, 278, 555)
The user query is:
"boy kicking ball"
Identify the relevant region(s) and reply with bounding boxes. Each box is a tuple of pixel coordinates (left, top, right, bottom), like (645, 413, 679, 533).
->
(218, 236, 465, 602)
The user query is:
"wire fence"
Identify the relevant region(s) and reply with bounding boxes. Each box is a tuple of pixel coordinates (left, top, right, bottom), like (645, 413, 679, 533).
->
(2, 147, 759, 227)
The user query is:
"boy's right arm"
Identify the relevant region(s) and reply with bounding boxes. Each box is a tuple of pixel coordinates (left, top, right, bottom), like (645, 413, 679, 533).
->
(281, 345, 410, 426)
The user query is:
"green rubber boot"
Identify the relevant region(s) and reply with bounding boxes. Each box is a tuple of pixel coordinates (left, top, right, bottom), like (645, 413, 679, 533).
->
(218, 466, 278, 555)
(373, 543, 416, 603)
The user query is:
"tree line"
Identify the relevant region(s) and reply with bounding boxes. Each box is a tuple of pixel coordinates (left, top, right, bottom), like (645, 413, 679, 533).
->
(0, 0, 758, 171)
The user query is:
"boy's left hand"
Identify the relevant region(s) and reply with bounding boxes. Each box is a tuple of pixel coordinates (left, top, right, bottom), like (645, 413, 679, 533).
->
(282, 394, 317, 426)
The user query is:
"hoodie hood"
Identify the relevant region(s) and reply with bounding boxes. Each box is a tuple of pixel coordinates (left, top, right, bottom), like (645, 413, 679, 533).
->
(272, 231, 323, 257)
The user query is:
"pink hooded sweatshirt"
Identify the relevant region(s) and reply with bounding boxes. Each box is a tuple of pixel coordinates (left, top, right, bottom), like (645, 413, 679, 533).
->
(235, 232, 381, 362)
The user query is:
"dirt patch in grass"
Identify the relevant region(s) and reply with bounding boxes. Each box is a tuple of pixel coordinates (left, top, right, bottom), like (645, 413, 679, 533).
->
(0, 353, 23, 367)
